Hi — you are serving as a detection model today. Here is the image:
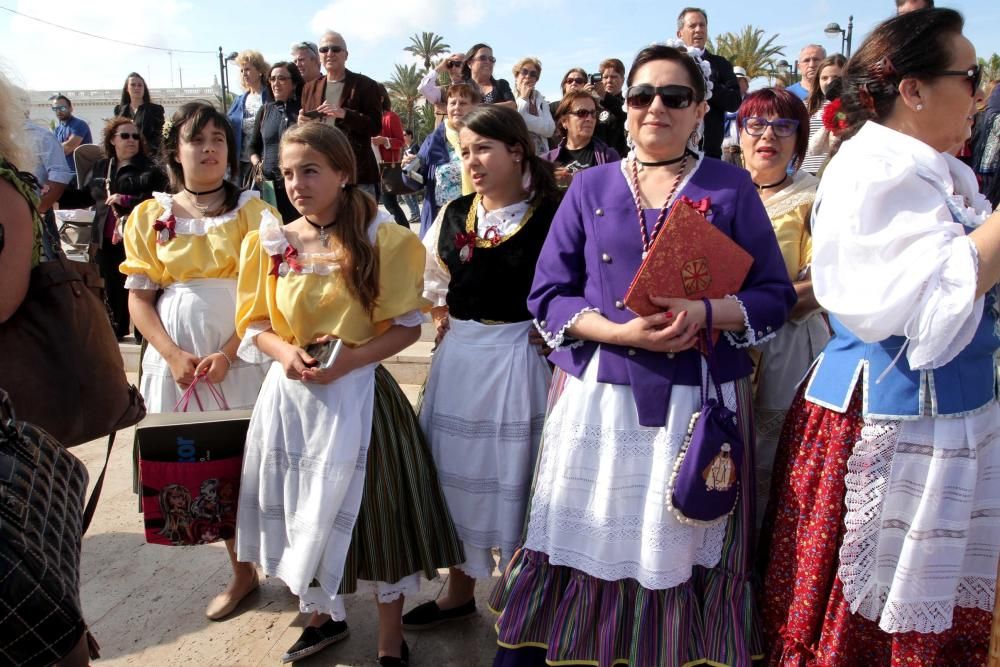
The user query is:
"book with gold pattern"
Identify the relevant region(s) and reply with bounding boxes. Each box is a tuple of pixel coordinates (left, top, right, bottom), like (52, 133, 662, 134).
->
(624, 198, 754, 317)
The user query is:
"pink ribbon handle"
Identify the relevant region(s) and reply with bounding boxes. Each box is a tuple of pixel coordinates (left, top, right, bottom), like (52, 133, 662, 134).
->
(173, 375, 230, 412)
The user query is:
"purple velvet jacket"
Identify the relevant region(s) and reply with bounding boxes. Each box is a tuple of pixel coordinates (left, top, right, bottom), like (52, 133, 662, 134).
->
(529, 158, 795, 427)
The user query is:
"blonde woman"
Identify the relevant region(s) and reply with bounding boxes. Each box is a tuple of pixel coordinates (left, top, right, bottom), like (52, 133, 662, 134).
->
(226, 49, 272, 185)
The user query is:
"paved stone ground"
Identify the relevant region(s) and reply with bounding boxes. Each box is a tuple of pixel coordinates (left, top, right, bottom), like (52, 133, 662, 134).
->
(72, 372, 503, 666)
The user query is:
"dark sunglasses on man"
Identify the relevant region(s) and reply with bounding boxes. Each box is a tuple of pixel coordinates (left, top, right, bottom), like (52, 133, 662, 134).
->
(318, 45, 345, 54)
(625, 84, 694, 110)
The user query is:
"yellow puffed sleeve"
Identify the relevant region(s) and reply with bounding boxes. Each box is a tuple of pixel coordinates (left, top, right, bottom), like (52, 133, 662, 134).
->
(372, 222, 432, 324)
(120, 198, 167, 286)
(236, 228, 294, 341)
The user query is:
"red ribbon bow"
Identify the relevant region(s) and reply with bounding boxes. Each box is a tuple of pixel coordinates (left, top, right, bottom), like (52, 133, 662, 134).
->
(152, 214, 176, 244)
(679, 195, 711, 215)
(269, 245, 302, 276)
(482, 226, 503, 246)
(455, 230, 477, 263)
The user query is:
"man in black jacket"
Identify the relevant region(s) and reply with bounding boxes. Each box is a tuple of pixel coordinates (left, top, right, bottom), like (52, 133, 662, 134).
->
(676, 7, 741, 159)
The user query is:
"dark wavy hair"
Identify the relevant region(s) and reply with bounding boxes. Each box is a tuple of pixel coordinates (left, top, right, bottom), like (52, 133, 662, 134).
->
(737, 88, 811, 168)
(118, 72, 151, 109)
(269, 61, 305, 101)
(161, 102, 241, 216)
(456, 105, 560, 207)
(837, 7, 964, 144)
(280, 122, 380, 314)
(627, 45, 707, 102)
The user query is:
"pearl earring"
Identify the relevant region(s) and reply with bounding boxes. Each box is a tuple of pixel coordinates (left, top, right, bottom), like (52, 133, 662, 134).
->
(916, 104, 924, 111)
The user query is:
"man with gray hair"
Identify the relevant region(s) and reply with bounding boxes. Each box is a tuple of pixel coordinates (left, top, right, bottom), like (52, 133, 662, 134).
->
(299, 30, 382, 197)
(676, 7, 741, 158)
(290, 41, 322, 81)
(786, 44, 827, 100)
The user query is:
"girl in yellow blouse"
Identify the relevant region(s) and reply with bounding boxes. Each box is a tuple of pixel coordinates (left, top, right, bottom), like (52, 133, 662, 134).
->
(121, 102, 272, 620)
(736, 88, 830, 516)
(234, 122, 462, 665)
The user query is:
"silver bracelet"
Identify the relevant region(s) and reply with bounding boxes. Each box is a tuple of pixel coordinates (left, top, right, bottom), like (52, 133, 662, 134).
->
(216, 349, 233, 367)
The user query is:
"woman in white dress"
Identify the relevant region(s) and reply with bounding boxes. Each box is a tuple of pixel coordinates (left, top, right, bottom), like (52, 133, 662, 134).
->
(121, 101, 272, 620)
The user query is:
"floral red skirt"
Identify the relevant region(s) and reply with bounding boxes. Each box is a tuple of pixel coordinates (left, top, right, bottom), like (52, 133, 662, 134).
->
(758, 389, 991, 666)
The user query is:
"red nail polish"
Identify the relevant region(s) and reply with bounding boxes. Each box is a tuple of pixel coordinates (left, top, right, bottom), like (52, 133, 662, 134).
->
(665, 311, 674, 318)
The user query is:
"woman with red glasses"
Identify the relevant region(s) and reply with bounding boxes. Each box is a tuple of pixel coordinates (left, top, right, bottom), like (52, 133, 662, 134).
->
(543, 90, 621, 188)
(489, 43, 794, 667)
(759, 9, 1000, 666)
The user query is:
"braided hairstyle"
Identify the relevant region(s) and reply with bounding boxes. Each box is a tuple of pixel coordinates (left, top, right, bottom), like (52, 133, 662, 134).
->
(837, 7, 964, 145)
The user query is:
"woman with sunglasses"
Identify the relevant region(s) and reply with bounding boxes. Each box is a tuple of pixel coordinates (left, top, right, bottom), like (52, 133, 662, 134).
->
(113, 72, 165, 153)
(735, 88, 829, 517)
(249, 61, 305, 223)
(490, 43, 794, 667)
(548, 68, 590, 148)
(543, 91, 621, 188)
(86, 116, 166, 339)
(460, 43, 515, 108)
(418, 54, 467, 127)
(512, 57, 554, 155)
(759, 9, 1000, 666)
(404, 83, 481, 237)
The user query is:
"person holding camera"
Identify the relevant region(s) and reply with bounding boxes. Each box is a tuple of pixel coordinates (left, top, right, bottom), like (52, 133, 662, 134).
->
(590, 58, 629, 157)
(543, 90, 620, 188)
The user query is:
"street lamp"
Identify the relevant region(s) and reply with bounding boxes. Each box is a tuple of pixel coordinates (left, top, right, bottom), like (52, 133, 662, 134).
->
(217, 47, 238, 112)
(825, 15, 854, 57)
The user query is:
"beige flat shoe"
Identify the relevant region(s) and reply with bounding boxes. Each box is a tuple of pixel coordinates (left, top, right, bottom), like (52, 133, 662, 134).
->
(205, 569, 259, 621)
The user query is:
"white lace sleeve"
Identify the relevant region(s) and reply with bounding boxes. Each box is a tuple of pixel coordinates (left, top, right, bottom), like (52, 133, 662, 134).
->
(237, 319, 273, 364)
(421, 205, 450, 307)
(393, 310, 425, 327)
(536, 306, 600, 350)
(418, 70, 442, 104)
(722, 294, 776, 348)
(124, 274, 160, 291)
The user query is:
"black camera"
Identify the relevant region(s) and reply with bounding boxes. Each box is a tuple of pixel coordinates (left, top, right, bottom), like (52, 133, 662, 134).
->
(589, 73, 602, 85)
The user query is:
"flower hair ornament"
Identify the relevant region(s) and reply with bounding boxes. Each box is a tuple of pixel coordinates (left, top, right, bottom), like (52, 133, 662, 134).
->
(161, 118, 174, 140)
(822, 98, 849, 136)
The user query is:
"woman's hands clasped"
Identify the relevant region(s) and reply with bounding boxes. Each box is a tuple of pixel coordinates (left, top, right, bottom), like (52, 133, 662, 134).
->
(615, 296, 706, 354)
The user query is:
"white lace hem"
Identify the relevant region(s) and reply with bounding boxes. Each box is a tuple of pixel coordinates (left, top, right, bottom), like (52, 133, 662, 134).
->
(839, 410, 1000, 633)
(392, 310, 425, 328)
(124, 273, 160, 290)
(238, 319, 272, 364)
(722, 294, 777, 348)
(536, 306, 600, 350)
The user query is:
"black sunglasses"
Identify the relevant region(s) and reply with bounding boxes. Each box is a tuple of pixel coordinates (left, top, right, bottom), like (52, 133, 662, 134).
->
(447, 60, 464, 68)
(933, 64, 982, 95)
(270, 74, 291, 82)
(565, 77, 587, 86)
(566, 109, 596, 119)
(625, 84, 694, 109)
(519, 68, 540, 79)
(116, 132, 141, 140)
(318, 45, 345, 54)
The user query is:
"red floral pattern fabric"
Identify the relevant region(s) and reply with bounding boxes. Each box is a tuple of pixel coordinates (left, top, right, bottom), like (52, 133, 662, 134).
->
(758, 389, 991, 666)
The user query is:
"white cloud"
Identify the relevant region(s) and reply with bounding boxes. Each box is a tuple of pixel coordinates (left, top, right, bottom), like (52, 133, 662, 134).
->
(310, 0, 487, 45)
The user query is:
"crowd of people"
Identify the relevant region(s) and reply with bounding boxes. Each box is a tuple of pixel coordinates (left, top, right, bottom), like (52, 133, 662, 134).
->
(2, 1, 1000, 666)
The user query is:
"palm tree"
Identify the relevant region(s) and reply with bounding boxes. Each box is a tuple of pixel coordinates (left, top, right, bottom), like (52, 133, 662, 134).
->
(980, 53, 1000, 86)
(711, 26, 786, 80)
(405, 32, 450, 71)
(385, 63, 424, 128)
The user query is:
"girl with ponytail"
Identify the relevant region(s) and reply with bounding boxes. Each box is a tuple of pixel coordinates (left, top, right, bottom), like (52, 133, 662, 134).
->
(233, 121, 462, 665)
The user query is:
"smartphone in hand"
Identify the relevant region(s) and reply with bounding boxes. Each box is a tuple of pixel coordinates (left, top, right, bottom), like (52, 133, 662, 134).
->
(302, 110, 325, 120)
(304, 339, 343, 369)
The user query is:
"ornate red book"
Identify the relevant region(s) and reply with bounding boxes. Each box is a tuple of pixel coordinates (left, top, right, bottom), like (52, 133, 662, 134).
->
(624, 198, 754, 320)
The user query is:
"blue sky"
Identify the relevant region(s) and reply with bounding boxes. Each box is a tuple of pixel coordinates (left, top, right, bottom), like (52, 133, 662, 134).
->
(2, 0, 998, 101)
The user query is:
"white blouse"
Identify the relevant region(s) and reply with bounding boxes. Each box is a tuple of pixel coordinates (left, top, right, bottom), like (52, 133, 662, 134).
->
(811, 121, 993, 371)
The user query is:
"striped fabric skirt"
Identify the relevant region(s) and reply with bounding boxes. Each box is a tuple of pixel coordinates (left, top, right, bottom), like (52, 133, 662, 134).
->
(336, 365, 465, 595)
(490, 365, 763, 667)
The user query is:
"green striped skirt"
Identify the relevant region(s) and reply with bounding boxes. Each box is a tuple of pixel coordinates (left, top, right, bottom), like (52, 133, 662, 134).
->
(337, 365, 465, 593)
